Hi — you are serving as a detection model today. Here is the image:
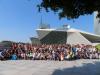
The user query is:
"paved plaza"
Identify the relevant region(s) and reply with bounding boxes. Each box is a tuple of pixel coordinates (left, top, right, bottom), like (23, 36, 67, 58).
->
(0, 59, 100, 75)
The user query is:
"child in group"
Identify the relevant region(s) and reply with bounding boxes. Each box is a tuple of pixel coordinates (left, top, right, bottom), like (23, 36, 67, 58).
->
(11, 53, 17, 60)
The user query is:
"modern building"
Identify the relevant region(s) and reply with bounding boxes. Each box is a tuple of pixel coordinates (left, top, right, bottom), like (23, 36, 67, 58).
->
(36, 27, 100, 45)
(30, 37, 41, 45)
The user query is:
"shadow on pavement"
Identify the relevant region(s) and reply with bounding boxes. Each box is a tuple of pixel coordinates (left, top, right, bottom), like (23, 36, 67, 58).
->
(52, 61, 100, 75)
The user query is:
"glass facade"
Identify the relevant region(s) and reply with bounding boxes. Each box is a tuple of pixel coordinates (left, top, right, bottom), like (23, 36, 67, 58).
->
(40, 31, 67, 44)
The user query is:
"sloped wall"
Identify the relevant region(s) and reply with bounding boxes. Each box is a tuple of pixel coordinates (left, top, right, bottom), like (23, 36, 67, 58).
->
(67, 32, 92, 45)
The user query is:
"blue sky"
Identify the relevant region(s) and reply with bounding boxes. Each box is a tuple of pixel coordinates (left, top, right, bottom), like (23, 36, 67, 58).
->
(0, 0, 94, 43)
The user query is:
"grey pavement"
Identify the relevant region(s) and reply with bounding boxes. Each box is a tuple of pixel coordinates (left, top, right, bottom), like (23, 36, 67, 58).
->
(0, 59, 100, 75)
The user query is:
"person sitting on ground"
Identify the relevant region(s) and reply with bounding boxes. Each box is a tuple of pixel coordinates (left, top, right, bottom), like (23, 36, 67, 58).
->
(11, 53, 17, 60)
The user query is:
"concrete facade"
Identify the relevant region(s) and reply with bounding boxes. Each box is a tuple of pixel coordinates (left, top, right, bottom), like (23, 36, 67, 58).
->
(36, 28, 100, 45)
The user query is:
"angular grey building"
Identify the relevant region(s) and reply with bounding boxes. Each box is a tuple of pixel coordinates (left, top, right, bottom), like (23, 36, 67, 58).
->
(36, 28, 100, 45)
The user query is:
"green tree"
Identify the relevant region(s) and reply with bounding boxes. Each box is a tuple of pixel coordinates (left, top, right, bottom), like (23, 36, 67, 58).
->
(38, 0, 100, 19)
(95, 44, 100, 51)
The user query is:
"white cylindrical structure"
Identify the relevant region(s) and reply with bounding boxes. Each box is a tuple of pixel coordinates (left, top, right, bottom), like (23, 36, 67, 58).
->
(94, 12, 100, 35)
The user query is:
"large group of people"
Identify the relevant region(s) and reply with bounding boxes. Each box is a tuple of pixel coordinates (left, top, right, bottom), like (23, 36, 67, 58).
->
(0, 43, 100, 61)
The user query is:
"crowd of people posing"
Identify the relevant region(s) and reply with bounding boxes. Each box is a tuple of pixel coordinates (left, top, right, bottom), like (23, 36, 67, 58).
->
(0, 43, 100, 61)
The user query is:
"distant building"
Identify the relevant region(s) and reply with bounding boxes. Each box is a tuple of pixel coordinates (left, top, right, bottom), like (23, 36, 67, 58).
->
(30, 37, 41, 45)
(39, 23, 50, 29)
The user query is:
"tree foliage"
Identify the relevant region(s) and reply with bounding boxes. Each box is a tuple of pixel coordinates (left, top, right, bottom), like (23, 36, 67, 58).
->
(95, 44, 100, 51)
(38, 0, 100, 19)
